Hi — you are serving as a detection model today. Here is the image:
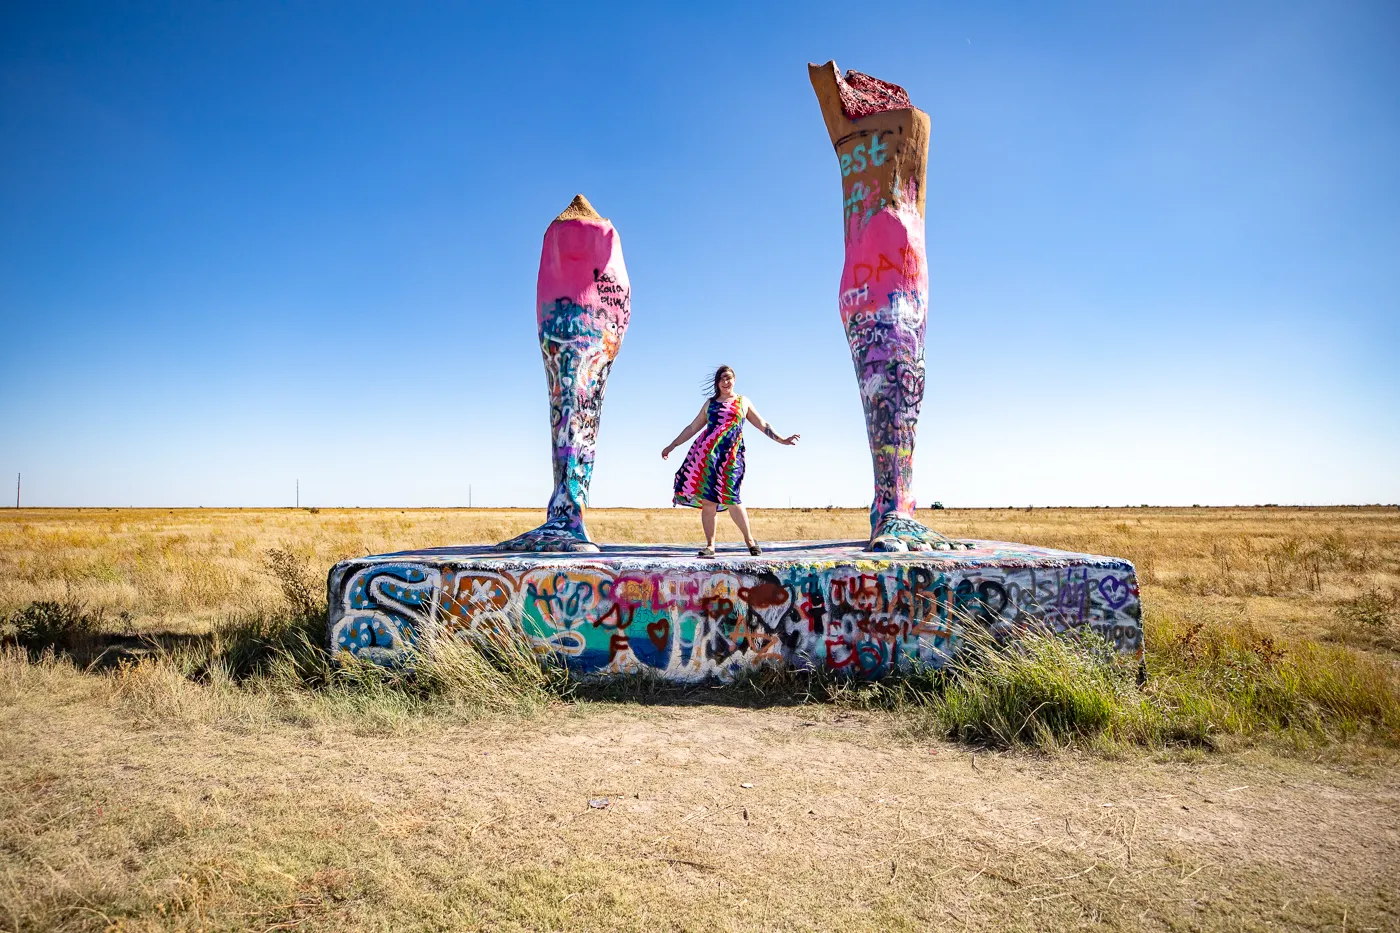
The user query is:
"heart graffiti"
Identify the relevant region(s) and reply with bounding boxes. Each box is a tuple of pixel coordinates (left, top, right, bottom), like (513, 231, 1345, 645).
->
(1098, 575, 1131, 610)
(646, 618, 671, 652)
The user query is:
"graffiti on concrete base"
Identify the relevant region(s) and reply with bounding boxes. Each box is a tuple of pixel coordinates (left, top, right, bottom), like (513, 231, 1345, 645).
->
(328, 542, 1141, 681)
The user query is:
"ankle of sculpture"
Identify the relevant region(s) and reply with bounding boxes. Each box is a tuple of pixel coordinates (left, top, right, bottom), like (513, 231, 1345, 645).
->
(865, 450, 965, 551)
(495, 474, 598, 553)
(495, 515, 597, 553)
(869, 512, 966, 552)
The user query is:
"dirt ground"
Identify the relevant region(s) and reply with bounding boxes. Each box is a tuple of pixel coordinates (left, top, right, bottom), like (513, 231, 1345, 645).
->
(3, 666, 1398, 932)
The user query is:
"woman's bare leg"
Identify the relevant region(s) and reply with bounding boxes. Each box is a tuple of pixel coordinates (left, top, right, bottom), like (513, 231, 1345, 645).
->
(727, 502, 755, 546)
(700, 501, 718, 548)
(808, 62, 965, 552)
(496, 195, 630, 553)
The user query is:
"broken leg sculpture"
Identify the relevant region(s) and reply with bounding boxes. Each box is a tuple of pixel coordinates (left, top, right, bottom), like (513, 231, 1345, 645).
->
(496, 194, 631, 552)
(809, 61, 966, 552)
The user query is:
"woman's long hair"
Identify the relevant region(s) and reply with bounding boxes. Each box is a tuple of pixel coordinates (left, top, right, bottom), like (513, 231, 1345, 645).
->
(703, 365, 734, 400)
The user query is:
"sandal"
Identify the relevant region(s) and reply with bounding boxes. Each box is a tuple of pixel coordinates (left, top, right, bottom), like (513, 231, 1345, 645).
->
(747, 542, 762, 556)
(697, 546, 716, 558)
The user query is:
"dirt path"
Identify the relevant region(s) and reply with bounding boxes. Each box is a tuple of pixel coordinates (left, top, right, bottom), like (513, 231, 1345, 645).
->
(4, 687, 1398, 932)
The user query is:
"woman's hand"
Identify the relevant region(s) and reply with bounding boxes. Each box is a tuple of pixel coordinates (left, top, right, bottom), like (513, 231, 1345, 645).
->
(782, 434, 800, 446)
(661, 445, 673, 460)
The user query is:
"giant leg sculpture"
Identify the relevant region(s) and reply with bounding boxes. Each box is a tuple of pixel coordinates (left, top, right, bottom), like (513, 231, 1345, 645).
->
(496, 194, 631, 553)
(809, 62, 967, 552)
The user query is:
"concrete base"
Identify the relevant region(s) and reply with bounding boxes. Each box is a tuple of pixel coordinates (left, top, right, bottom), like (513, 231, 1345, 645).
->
(327, 540, 1141, 681)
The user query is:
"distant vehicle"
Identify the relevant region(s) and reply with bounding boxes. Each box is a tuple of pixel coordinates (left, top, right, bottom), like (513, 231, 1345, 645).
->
(929, 501, 945, 510)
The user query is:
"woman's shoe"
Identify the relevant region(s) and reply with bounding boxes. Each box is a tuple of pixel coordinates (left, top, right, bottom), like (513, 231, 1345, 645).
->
(747, 542, 762, 556)
(697, 546, 716, 558)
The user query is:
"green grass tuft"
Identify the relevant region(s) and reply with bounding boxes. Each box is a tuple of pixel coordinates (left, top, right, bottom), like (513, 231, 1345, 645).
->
(933, 628, 1136, 748)
(845, 610, 1400, 752)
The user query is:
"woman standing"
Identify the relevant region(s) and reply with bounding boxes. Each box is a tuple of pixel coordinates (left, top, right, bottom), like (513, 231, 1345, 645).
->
(662, 366, 800, 557)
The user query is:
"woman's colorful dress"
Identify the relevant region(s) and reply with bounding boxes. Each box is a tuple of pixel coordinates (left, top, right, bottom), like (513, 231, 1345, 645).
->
(673, 395, 749, 510)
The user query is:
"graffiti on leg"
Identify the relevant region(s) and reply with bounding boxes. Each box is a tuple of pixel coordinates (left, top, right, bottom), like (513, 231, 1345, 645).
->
(497, 196, 630, 553)
(812, 64, 966, 552)
(838, 208, 966, 550)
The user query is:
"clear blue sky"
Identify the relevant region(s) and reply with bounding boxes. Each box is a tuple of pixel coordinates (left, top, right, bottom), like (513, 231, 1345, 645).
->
(2, 1, 1397, 508)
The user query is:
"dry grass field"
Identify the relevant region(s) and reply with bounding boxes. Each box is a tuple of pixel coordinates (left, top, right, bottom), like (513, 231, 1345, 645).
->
(3, 506, 1400, 931)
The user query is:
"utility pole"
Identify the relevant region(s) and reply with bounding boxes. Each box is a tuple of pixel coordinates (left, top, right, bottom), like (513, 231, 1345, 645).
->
(296, 479, 299, 509)
(14, 473, 18, 508)
(469, 484, 472, 509)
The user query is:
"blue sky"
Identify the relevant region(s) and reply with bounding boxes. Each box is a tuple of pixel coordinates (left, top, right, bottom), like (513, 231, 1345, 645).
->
(1, 1, 1397, 508)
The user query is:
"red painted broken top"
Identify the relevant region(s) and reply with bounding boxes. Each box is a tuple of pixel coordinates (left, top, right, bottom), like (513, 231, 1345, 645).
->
(834, 69, 913, 120)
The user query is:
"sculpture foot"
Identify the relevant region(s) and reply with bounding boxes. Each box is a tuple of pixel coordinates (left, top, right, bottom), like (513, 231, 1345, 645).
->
(868, 514, 970, 552)
(494, 520, 599, 553)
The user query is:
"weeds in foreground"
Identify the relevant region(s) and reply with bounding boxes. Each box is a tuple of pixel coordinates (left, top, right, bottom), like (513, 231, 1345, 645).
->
(1327, 587, 1400, 652)
(5, 542, 1400, 751)
(563, 608, 1400, 754)
(0, 548, 567, 730)
(1140, 607, 1400, 743)
(826, 609, 1400, 752)
(925, 628, 1136, 748)
(0, 597, 102, 659)
(95, 609, 565, 731)
(8, 600, 1399, 751)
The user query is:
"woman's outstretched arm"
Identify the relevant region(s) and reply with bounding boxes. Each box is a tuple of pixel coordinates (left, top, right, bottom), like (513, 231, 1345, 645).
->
(745, 404, 800, 446)
(661, 402, 711, 459)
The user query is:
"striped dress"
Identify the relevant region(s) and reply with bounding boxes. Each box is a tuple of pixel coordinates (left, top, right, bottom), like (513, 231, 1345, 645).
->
(673, 395, 749, 510)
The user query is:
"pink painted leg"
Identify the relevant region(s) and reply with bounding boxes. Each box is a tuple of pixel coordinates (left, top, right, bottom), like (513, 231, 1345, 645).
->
(496, 195, 630, 553)
(810, 61, 968, 552)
